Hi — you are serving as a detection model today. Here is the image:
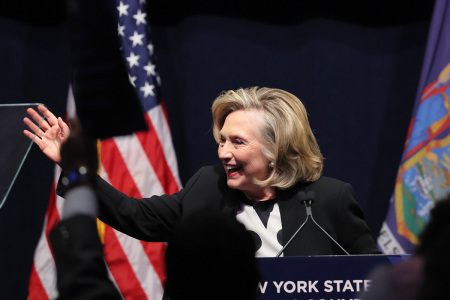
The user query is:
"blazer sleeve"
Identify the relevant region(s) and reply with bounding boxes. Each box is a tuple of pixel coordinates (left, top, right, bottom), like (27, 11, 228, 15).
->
(57, 167, 206, 242)
(332, 182, 380, 254)
(49, 215, 122, 300)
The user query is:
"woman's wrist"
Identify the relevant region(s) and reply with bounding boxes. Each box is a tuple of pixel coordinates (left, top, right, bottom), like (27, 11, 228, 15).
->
(59, 166, 93, 195)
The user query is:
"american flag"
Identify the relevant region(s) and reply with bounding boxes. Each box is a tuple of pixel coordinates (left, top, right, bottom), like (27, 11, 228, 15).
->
(28, 0, 181, 298)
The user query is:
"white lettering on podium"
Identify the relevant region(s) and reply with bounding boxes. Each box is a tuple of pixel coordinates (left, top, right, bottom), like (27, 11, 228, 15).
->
(364, 279, 371, 291)
(284, 281, 296, 293)
(323, 280, 371, 292)
(297, 281, 307, 293)
(343, 280, 354, 292)
(257, 281, 268, 293)
(324, 280, 333, 292)
(305, 280, 319, 292)
(273, 281, 284, 293)
(272, 281, 319, 293)
(353, 279, 363, 291)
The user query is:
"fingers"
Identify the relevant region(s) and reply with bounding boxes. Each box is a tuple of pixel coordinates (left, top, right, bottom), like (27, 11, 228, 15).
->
(26, 106, 70, 139)
(58, 117, 71, 141)
(23, 129, 35, 141)
(37, 105, 59, 127)
(23, 117, 45, 138)
(23, 129, 44, 148)
(27, 107, 51, 131)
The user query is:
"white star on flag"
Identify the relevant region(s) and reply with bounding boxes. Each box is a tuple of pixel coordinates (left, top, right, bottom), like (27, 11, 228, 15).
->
(140, 82, 155, 97)
(117, 1, 129, 16)
(128, 74, 137, 87)
(118, 24, 125, 36)
(144, 62, 156, 76)
(129, 31, 144, 47)
(126, 51, 140, 68)
(133, 9, 147, 25)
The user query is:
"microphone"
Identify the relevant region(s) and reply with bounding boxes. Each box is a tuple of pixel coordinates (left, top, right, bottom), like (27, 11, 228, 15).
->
(276, 191, 350, 257)
(275, 191, 312, 257)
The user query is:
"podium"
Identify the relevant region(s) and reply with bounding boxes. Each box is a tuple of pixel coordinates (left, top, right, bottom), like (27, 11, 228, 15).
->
(256, 255, 410, 299)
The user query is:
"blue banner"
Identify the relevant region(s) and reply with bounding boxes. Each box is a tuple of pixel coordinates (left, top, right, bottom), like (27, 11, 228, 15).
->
(377, 0, 450, 254)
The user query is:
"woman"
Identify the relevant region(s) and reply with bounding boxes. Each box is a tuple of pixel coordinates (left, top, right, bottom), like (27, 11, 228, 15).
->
(24, 87, 379, 256)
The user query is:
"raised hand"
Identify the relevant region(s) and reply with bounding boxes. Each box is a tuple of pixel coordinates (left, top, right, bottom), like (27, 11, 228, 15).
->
(23, 105, 70, 163)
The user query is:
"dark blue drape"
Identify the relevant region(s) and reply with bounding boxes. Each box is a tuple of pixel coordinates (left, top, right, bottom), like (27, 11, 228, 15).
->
(0, 1, 434, 298)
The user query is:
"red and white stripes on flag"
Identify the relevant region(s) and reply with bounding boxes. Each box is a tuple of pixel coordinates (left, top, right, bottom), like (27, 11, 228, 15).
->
(29, 99, 181, 299)
(98, 102, 181, 299)
(28, 165, 64, 300)
(28, 87, 77, 300)
(29, 0, 182, 298)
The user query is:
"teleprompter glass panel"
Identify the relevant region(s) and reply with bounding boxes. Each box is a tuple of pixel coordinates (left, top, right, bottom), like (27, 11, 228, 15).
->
(0, 103, 45, 209)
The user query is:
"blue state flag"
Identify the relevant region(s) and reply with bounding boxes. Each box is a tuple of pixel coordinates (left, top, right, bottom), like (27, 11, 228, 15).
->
(378, 0, 450, 254)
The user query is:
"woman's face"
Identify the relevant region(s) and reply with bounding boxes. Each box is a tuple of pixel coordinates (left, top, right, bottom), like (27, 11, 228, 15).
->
(217, 109, 270, 199)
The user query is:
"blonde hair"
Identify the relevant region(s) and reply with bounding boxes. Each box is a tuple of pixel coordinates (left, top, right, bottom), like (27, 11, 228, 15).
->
(212, 87, 323, 189)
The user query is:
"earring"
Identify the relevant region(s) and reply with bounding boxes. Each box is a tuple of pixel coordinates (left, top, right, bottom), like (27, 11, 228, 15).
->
(269, 161, 274, 168)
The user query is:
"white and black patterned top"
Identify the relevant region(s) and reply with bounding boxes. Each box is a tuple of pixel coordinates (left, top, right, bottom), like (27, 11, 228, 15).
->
(236, 198, 283, 257)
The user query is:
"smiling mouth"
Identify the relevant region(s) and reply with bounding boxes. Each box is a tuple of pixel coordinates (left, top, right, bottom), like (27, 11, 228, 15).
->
(225, 165, 242, 175)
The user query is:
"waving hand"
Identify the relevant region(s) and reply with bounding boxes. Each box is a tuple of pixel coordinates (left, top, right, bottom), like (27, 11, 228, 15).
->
(23, 105, 70, 164)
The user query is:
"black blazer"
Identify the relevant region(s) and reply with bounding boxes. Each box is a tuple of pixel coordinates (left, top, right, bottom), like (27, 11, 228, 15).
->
(93, 165, 379, 255)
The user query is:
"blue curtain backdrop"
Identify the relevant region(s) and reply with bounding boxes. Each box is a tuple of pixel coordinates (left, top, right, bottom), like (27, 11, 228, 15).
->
(0, 1, 434, 298)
